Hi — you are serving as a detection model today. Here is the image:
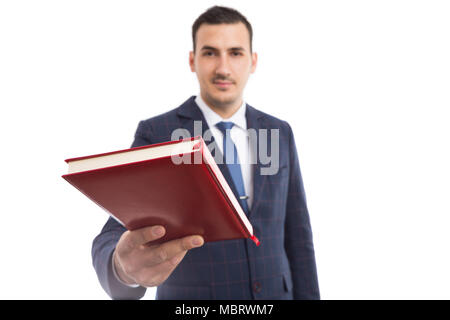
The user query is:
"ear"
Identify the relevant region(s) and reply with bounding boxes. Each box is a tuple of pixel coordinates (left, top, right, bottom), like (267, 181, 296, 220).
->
(250, 52, 258, 74)
(189, 51, 195, 72)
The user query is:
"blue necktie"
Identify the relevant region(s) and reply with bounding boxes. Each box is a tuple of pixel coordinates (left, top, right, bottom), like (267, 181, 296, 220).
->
(215, 121, 249, 215)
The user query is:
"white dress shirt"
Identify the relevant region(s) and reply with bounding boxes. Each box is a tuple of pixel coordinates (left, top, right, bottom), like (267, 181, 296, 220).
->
(195, 94, 254, 210)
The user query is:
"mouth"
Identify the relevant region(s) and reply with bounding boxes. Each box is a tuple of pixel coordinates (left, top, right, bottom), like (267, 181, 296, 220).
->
(213, 81, 233, 89)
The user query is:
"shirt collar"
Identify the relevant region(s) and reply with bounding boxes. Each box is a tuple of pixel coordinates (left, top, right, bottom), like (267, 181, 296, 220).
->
(195, 94, 247, 130)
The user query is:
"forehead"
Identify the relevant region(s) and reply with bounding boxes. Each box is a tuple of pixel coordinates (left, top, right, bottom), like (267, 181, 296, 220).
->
(196, 22, 250, 51)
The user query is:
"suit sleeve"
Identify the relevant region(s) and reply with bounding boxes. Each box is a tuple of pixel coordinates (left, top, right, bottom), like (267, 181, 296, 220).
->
(91, 120, 152, 300)
(284, 122, 320, 299)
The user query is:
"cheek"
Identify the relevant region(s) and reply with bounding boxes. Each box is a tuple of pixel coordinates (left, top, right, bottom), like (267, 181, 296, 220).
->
(232, 61, 251, 79)
(234, 71, 250, 86)
(196, 64, 214, 82)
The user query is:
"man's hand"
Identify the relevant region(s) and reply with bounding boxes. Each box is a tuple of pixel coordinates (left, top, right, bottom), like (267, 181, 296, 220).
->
(113, 225, 204, 287)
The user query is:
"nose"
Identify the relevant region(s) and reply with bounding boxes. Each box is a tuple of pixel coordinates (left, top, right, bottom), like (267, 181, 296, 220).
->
(215, 53, 231, 78)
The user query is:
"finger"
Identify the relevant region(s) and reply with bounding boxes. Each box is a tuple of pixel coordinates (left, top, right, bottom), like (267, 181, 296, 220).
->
(141, 235, 204, 266)
(125, 225, 166, 249)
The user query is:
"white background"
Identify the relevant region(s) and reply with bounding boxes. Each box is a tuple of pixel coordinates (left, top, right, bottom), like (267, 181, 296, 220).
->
(1, 0, 449, 299)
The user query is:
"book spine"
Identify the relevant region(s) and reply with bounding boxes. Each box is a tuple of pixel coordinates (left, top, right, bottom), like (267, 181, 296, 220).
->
(197, 138, 260, 246)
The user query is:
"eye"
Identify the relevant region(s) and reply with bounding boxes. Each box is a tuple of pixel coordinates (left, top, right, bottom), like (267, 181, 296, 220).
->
(203, 51, 215, 56)
(231, 51, 243, 56)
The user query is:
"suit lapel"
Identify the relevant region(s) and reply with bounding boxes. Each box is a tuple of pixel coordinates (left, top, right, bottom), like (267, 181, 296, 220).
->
(245, 104, 267, 218)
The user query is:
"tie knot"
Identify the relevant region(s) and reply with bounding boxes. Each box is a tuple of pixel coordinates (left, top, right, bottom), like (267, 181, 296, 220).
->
(215, 121, 235, 135)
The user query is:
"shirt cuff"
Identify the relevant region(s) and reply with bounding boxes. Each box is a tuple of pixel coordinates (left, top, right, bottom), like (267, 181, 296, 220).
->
(111, 251, 140, 288)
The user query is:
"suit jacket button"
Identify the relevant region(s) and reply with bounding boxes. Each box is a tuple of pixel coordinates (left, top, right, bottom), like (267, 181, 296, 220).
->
(253, 281, 262, 293)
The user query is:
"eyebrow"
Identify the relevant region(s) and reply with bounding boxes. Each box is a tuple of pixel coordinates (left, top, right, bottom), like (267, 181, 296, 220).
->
(200, 45, 246, 52)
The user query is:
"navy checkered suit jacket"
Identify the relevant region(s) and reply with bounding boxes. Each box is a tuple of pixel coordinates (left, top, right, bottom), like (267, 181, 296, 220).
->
(92, 96, 320, 300)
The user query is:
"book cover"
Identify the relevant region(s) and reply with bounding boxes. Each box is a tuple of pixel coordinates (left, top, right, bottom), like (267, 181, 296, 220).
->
(62, 136, 260, 246)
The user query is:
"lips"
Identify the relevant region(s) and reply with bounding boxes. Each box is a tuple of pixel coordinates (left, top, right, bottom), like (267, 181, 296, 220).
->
(214, 81, 233, 88)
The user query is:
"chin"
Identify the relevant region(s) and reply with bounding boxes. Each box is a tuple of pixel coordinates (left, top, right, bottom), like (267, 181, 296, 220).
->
(211, 90, 236, 102)
(213, 95, 237, 107)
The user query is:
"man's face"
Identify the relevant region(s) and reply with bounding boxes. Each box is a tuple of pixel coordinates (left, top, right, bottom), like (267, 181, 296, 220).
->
(189, 22, 257, 110)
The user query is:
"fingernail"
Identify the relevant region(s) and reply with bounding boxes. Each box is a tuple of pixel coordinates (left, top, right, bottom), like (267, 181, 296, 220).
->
(153, 226, 165, 237)
(192, 237, 203, 246)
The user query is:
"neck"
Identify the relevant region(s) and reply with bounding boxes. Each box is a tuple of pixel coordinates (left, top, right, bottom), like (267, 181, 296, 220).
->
(201, 93, 242, 119)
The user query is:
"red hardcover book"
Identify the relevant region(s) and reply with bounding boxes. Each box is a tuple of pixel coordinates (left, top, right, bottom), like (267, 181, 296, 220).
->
(62, 136, 260, 246)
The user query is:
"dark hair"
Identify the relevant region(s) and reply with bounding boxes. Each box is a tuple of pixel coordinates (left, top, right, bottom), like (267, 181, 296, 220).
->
(192, 6, 253, 53)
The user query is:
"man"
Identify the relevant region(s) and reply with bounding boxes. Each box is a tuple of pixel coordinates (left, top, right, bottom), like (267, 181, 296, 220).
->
(92, 5, 320, 300)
